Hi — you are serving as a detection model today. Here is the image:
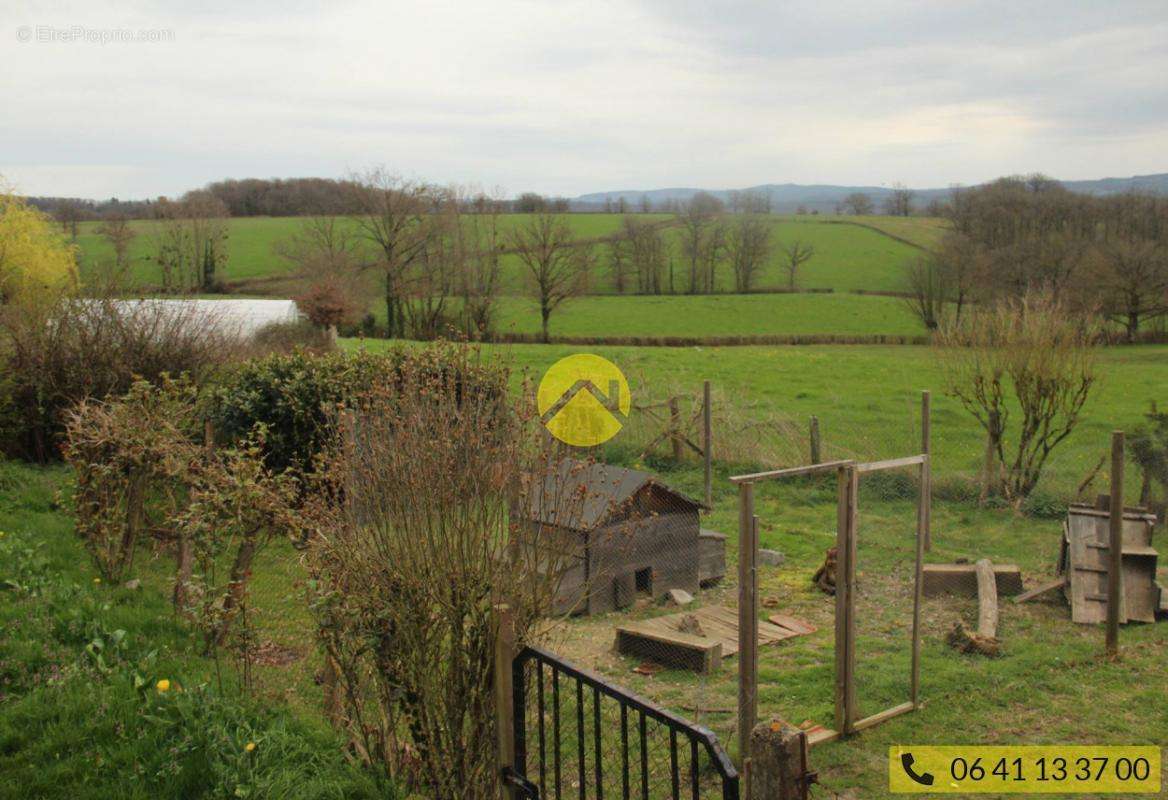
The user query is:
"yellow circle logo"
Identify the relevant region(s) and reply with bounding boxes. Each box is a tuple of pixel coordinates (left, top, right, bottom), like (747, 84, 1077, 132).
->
(537, 354, 631, 447)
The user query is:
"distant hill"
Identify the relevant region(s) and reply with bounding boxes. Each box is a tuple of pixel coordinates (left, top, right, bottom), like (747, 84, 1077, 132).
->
(574, 173, 1168, 213)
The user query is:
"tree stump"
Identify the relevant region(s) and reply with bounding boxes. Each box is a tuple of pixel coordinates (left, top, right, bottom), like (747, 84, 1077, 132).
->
(750, 719, 815, 800)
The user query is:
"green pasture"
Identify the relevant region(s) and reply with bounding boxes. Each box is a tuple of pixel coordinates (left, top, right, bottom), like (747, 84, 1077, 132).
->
(74, 213, 942, 297)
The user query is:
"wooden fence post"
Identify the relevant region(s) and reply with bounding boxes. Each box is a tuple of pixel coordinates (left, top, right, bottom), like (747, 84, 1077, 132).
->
(1106, 431, 1124, 658)
(920, 391, 932, 552)
(704, 380, 713, 507)
(737, 482, 757, 769)
(750, 721, 813, 800)
(910, 397, 928, 707)
(809, 416, 821, 464)
(494, 604, 517, 799)
(834, 465, 858, 734)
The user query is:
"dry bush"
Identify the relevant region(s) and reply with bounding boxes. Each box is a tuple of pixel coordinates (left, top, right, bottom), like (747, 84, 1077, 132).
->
(175, 435, 306, 657)
(62, 378, 203, 583)
(1, 295, 241, 461)
(303, 345, 583, 797)
(935, 293, 1099, 503)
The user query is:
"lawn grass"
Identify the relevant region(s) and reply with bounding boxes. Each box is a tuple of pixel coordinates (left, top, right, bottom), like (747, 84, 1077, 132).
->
(0, 460, 393, 800)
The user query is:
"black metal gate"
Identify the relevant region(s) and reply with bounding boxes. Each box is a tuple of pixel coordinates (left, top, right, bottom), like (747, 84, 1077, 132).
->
(509, 645, 739, 800)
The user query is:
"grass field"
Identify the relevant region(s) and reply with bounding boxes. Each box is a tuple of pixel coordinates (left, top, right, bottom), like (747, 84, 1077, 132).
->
(74, 214, 942, 294)
(348, 339, 1168, 499)
(6, 334, 1165, 797)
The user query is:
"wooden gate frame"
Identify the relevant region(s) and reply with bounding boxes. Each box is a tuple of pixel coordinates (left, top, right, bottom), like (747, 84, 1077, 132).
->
(730, 392, 931, 765)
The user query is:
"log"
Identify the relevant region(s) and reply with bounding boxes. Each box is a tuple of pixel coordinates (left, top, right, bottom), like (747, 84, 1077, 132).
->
(975, 559, 999, 639)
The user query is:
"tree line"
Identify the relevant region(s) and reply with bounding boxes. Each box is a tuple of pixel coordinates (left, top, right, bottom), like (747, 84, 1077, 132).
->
(906, 175, 1168, 339)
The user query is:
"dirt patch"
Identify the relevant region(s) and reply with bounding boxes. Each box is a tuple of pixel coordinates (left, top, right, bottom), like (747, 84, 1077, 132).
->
(250, 641, 303, 667)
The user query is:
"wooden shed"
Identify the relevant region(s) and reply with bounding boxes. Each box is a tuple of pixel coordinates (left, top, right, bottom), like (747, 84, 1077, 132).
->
(524, 460, 713, 616)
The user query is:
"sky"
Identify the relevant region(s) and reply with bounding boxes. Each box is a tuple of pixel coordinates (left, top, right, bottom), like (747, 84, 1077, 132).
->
(2, 0, 1167, 200)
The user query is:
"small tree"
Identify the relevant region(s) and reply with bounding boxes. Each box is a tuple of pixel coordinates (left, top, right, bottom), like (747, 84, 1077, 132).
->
(508, 213, 592, 341)
(96, 214, 136, 275)
(842, 192, 873, 215)
(727, 215, 771, 293)
(1130, 403, 1168, 510)
(780, 240, 815, 291)
(935, 294, 1099, 503)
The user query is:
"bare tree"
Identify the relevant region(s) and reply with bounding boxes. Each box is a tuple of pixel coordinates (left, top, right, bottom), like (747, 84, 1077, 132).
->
(149, 194, 229, 292)
(842, 192, 874, 215)
(348, 170, 432, 338)
(883, 183, 915, 217)
(508, 213, 592, 341)
(935, 293, 1099, 503)
(780, 240, 815, 291)
(678, 194, 725, 294)
(638, 195, 652, 214)
(727, 215, 771, 293)
(94, 214, 137, 286)
(457, 191, 504, 340)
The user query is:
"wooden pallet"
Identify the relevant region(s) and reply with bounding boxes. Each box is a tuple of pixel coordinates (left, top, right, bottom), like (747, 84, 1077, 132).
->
(614, 606, 812, 673)
(1061, 508, 1159, 624)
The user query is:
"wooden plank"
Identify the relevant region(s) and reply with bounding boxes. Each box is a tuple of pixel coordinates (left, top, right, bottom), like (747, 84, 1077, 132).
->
(615, 629, 722, 674)
(922, 563, 1024, 597)
(766, 614, 816, 636)
(805, 727, 841, 748)
(1013, 577, 1068, 604)
(730, 459, 854, 484)
(854, 454, 927, 474)
(851, 701, 915, 734)
(974, 559, 999, 640)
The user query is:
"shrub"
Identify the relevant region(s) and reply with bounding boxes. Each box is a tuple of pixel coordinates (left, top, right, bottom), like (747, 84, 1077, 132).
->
(0, 296, 241, 461)
(206, 349, 404, 475)
(62, 378, 203, 583)
(251, 319, 336, 354)
(303, 345, 577, 797)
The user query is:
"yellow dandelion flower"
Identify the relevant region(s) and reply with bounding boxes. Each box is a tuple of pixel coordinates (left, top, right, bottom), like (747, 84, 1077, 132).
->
(156, 679, 170, 693)
(245, 742, 256, 752)
(93, 577, 101, 584)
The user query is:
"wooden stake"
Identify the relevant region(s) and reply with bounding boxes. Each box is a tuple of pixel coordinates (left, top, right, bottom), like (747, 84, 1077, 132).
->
(704, 380, 713, 507)
(1106, 431, 1124, 657)
(920, 391, 932, 552)
(974, 559, 999, 639)
(834, 466, 858, 734)
(843, 466, 858, 732)
(809, 416, 821, 464)
(494, 604, 517, 799)
(737, 482, 757, 768)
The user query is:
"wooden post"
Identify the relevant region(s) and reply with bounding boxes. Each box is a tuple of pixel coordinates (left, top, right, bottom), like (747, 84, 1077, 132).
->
(843, 466, 858, 732)
(737, 482, 757, 768)
(669, 396, 684, 462)
(920, 391, 932, 552)
(834, 465, 858, 734)
(704, 380, 713, 507)
(750, 721, 813, 800)
(910, 398, 928, 706)
(809, 416, 821, 464)
(494, 604, 517, 798)
(1106, 431, 1124, 658)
